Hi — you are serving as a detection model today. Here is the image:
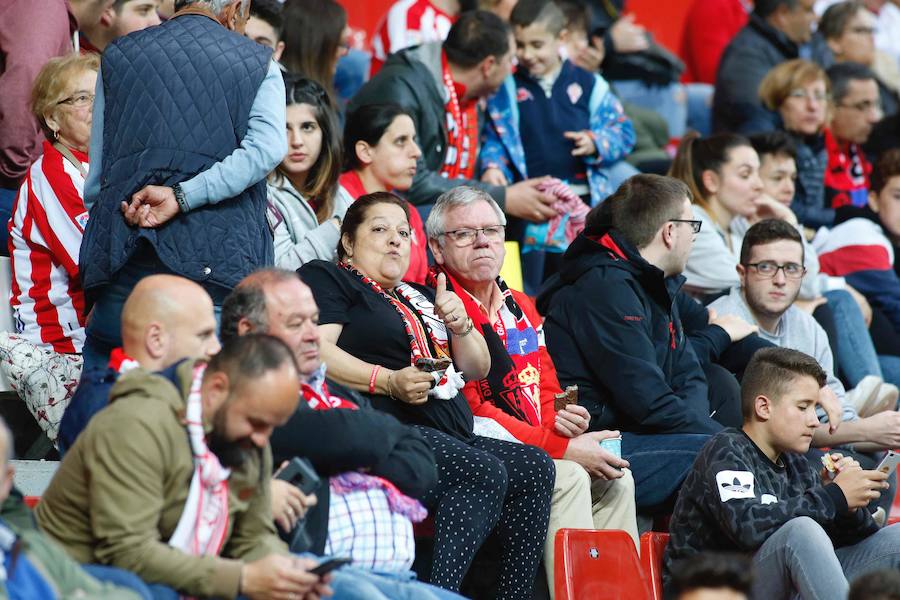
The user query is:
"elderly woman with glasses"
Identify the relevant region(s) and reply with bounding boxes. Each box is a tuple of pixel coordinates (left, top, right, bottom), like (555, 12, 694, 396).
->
(1, 53, 98, 444)
(299, 191, 554, 598)
(759, 59, 833, 229)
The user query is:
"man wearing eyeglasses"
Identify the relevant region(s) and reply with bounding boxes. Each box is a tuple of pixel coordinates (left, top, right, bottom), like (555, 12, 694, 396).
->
(424, 186, 639, 585)
(710, 218, 900, 515)
(538, 174, 727, 516)
(823, 62, 884, 212)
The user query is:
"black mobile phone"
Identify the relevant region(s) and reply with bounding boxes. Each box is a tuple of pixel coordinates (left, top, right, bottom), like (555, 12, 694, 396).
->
(276, 457, 320, 495)
(310, 557, 352, 576)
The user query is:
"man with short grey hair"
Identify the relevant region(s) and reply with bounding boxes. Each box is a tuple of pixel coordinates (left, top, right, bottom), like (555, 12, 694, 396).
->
(78, 0, 287, 375)
(426, 186, 638, 587)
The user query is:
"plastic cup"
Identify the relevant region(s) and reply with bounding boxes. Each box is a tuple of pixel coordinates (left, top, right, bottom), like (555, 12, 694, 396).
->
(599, 435, 622, 459)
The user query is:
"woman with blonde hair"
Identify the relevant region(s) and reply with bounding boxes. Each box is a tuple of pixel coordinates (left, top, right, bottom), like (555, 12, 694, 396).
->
(759, 58, 832, 228)
(2, 53, 99, 443)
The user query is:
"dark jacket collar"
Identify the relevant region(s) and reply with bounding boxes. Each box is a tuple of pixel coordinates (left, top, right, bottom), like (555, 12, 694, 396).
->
(747, 12, 799, 59)
(537, 223, 684, 313)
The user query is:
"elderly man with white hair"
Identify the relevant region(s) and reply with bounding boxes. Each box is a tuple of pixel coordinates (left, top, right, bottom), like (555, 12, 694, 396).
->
(425, 186, 638, 593)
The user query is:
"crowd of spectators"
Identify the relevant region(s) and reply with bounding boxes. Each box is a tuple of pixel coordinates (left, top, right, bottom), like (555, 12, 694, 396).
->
(1, 0, 900, 598)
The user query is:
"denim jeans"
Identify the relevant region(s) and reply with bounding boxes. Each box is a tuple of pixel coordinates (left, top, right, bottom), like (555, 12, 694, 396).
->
(597, 161, 639, 205)
(621, 432, 711, 511)
(332, 567, 468, 600)
(824, 289, 882, 387)
(611, 81, 713, 138)
(0, 187, 17, 257)
(89, 561, 466, 600)
(334, 49, 371, 104)
(752, 517, 900, 600)
(81, 254, 174, 374)
(878, 354, 900, 392)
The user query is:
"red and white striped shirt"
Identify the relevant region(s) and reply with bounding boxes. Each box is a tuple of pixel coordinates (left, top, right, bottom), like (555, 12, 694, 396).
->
(8, 140, 89, 354)
(370, 0, 455, 74)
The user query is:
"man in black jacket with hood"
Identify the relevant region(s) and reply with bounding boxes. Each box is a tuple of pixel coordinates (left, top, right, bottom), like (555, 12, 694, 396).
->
(537, 174, 722, 511)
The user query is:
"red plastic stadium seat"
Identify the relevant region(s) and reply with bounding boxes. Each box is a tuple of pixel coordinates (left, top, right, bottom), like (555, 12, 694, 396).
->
(555, 528, 651, 600)
(640, 531, 670, 600)
(23, 496, 40, 509)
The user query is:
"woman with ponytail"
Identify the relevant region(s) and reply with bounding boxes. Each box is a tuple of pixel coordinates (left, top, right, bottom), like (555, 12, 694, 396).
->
(669, 132, 767, 298)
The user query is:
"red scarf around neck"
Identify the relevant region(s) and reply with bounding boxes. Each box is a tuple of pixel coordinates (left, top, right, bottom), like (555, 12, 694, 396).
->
(429, 266, 542, 426)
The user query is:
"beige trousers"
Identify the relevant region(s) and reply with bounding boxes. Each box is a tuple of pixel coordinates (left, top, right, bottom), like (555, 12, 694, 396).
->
(543, 459, 639, 598)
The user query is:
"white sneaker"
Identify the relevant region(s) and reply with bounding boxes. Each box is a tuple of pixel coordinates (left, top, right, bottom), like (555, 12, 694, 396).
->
(848, 375, 884, 418)
(858, 380, 899, 418)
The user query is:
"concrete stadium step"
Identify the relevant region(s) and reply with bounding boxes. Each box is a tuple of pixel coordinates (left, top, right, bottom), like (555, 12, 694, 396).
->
(12, 460, 59, 497)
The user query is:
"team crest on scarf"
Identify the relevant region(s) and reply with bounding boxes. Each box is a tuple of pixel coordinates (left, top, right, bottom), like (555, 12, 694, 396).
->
(432, 267, 543, 426)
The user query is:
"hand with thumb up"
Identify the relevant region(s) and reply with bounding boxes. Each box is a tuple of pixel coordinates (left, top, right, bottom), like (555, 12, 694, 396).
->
(433, 273, 470, 335)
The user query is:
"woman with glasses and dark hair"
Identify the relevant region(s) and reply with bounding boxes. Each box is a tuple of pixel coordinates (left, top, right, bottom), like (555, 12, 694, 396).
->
(266, 75, 353, 268)
(339, 102, 429, 282)
(299, 192, 554, 598)
(1, 53, 99, 444)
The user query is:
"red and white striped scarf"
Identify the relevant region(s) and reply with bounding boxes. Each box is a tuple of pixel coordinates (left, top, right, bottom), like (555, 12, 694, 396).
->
(168, 364, 230, 562)
(340, 262, 465, 399)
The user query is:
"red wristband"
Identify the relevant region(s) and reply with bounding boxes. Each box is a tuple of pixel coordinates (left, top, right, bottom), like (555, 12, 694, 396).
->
(369, 365, 381, 394)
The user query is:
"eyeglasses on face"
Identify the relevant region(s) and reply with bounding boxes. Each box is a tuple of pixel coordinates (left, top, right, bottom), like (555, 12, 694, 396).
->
(441, 225, 506, 246)
(56, 93, 94, 108)
(787, 88, 829, 103)
(745, 261, 806, 279)
(836, 99, 882, 115)
(669, 219, 702, 234)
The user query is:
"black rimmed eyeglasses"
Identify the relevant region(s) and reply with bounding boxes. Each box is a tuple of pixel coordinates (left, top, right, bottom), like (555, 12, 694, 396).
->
(745, 261, 807, 279)
(669, 219, 702, 234)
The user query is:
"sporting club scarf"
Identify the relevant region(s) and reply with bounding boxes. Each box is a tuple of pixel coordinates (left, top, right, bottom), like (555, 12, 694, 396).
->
(168, 363, 230, 566)
(340, 262, 464, 399)
(439, 52, 478, 180)
(301, 363, 359, 411)
(108, 347, 140, 374)
(430, 266, 542, 426)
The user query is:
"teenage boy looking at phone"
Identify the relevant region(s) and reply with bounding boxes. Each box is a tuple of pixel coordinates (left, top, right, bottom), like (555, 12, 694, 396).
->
(664, 347, 900, 600)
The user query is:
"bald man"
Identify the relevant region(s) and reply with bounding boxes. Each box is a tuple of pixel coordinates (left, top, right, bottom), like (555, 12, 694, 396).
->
(58, 274, 220, 453)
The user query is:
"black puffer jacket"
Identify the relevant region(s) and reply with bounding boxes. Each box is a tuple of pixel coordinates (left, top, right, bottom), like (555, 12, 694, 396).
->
(713, 13, 799, 134)
(537, 225, 721, 435)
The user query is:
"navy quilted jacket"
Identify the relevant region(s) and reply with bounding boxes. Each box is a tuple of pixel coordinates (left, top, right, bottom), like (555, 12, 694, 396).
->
(79, 14, 273, 300)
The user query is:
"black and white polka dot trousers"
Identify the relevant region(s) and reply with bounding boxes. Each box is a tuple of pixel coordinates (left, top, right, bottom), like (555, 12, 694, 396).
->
(417, 427, 555, 599)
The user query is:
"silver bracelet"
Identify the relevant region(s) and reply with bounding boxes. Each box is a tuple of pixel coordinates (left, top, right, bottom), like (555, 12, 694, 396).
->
(453, 318, 474, 337)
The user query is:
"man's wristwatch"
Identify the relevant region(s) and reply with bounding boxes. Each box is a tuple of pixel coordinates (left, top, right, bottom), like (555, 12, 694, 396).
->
(172, 183, 189, 213)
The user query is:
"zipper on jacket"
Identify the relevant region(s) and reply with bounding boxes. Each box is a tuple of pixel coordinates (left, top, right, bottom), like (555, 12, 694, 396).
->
(669, 321, 676, 349)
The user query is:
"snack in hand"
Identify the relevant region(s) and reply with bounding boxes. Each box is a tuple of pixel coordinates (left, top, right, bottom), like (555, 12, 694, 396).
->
(821, 454, 837, 477)
(554, 385, 579, 412)
(415, 357, 452, 373)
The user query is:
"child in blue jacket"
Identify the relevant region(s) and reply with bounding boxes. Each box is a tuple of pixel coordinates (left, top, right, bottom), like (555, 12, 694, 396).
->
(480, 0, 635, 291)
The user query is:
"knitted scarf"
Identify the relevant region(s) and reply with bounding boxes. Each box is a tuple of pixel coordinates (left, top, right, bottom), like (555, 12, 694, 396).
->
(340, 262, 465, 399)
(430, 266, 542, 426)
(167, 364, 230, 564)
